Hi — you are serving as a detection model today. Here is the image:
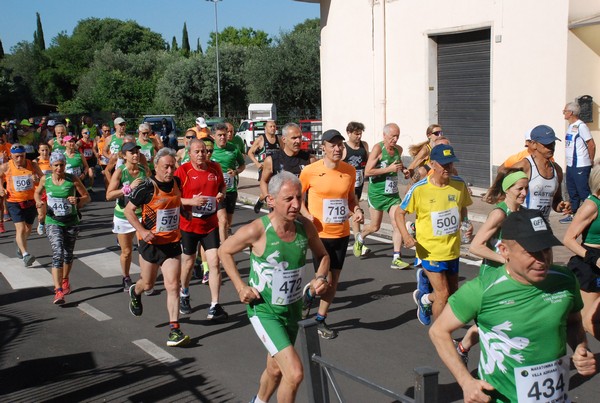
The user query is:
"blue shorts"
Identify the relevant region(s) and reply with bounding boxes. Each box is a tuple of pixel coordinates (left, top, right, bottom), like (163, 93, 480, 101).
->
(415, 257, 459, 275)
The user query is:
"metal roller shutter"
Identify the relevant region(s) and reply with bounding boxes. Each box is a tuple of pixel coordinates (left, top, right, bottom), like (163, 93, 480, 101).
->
(436, 29, 491, 188)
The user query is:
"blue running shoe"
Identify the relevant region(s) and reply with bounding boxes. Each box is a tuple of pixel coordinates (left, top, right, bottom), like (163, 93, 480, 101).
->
(416, 268, 432, 294)
(412, 289, 432, 326)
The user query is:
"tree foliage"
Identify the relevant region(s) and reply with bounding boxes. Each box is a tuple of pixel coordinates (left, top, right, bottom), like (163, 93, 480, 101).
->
(208, 27, 271, 48)
(34, 12, 46, 51)
(181, 22, 190, 57)
(171, 36, 179, 52)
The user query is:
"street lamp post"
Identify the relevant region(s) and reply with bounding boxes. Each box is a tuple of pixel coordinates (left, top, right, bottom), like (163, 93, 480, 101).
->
(206, 0, 222, 117)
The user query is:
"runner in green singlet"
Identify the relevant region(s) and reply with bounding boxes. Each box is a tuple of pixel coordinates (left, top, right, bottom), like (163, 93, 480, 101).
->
(219, 171, 330, 403)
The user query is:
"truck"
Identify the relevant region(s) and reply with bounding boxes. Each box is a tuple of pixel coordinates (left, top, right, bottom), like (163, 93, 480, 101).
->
(247, 103, 277, 121)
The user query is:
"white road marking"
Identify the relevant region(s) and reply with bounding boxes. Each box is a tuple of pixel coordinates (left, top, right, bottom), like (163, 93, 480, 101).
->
(0, 253, 53, 289)
(78, 302, 112, 321)
(133, 339, 179, 365)
(76, 247, 140, 278)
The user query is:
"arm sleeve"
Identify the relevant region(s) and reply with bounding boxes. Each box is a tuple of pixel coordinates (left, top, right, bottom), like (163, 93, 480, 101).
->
(128, 178, 154, 207)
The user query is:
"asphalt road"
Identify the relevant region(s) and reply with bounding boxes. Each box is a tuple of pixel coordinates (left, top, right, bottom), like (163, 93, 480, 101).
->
(1, 188, 599, 402)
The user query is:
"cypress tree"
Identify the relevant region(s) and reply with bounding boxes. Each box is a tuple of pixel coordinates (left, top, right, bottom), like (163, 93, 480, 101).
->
(181, 22, 190, 57)
(35, 12, 46, 51)
(196, 38, 203, 54)
(171, 36, 179, 52)
(0, 39, 4, 59)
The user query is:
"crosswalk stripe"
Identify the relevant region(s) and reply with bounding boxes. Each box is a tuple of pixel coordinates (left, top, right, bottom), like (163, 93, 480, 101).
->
(0, 253, 53, 289)
(78, 302, 112, 321)
(133, 339, 179, 365)
(76, 247, 141, 278)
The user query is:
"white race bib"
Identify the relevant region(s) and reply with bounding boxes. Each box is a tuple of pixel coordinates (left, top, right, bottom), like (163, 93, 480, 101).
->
(12, 175, 34, 192)
(323, 198, 348, 224)
(223, 172, 235, 190)
(271, 266, 305, 305)
(141, 148, 152, 161)
(431, 207, 459, 236)
(47, 196, 72, 217)
(83, 149, 93, 158)
(515, 356, 570, 403)
(66, 165, 82, 177)
(110, 142, 121, 154)
(155, 207, 180, 233)
(384, 175, 398, 194)
(355, 169, 364, 188)
(192, 196, 217, 217)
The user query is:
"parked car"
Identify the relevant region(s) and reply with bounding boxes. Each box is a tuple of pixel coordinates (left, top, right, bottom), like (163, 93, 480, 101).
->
(142, 114, 179, 149)
(205, 117, 226, 132)
(235, 119, 269, 153)
(299, 119, 322, 154)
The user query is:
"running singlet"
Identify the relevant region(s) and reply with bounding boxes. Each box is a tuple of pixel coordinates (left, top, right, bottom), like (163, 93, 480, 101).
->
(300, 160, 356, 238)
(343, 142, 367, 188)
(256, 134, 281, 162)
(400, 175, 472, 261)
(248, 215, 308, 313)
(582, 195, 600, 244)
(449, 265, 582, 403)
(108, 135, 124, 156)
(130, 177, 182, 245)
(524, 156, 558, 220)
(44, 173, 79, 227)
(271, 150, 311, 177)
(37, 158, 51, 175)
(79, 139, 95, 160)
(368, 142, 401, 196)
(210, 142, 245, 193)
(65, 152, 85, 178)
(175, 161, 224, 234)
(114, 166, 146, 220)
(5, 159, 36, 202)
(137, 140, 156, 170)
(480, 201, 510, 274)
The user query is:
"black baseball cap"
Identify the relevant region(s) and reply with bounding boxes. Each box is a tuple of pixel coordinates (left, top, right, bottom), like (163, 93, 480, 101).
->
(322, 129, 345, 143)
(501, 209, 562, 252)
(122, 142, 141, 152)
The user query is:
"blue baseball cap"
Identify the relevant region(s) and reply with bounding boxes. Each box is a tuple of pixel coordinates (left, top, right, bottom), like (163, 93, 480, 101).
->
(530, 125, 561, 145)
(10, 144, 26, 154)
(430, 144, 459, 164)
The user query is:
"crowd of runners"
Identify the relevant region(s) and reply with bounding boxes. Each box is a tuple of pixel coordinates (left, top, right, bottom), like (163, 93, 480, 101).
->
(0, 104, 598, 402)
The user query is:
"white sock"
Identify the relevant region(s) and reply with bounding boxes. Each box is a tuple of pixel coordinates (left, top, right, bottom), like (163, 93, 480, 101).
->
(421, 293, 432, 305)
(254, 396, 267, 403)
(357, 234, 364, 243)
(210, 302, 218, 308)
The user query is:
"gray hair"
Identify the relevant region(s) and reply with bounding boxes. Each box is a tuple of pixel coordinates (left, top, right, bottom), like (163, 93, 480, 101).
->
(281, 123, 300, 138)
(383, 123, 400, 136)
(154, 147, 177, 166)
(54, 124, 67, 132)
(123, 134, 136, 143)
(139, 123, 151, 132)
(268, 171, 301, 197)
(214, 123, 228, 132)
(565, 101, 580, 116)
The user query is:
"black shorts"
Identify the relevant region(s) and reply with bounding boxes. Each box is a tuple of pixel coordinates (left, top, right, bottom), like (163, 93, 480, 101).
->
(355, 185, 364, 201)
(218, 191, 237, 214)
(181, 228, 220, 255)
(86, 156, 98, 168)
(7, 201, 37, 224)
(312, 236, 350, 271)
(138, 240, 182, 266)
(567, 249, 600, 293)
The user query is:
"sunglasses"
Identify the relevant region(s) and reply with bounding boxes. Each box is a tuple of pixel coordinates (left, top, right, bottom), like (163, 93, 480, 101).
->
(206, 149, 214, 153)
(82, 131, 90, 135)
(185, 136, 195, 139)
(432, 130, 443, 136)
(141, 132, 150, 135)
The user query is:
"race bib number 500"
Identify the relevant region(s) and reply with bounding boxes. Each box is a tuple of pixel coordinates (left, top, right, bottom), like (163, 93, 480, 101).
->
(431, 207, 459, 236)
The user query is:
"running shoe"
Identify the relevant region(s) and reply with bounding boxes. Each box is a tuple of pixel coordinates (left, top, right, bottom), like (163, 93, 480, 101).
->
(180, 294, 192, 315)
(416, 268, 432, 294)
(559, 215, 573, 224)
(453, 339, 469, 366)
(37, 223, 45, 235)
(16, 244, 23, 259)
(129, 285, 143, 316)
(207, 303, 228, 321)
(144, 288, 158, 296)
(253, 198, 264, 214)
(353, 238, 363, 257)
(0, 222, 5, 233)
(62, 278, 71, 295)
(302, 283, 315, 319)
(23, 253, 36, 267)
(317, 320, 338, 340)
(202, 271, 209, 284)
(53, 289, 65, 305)
(166, 328, 190, 347)
(391, 258, 410, 270)
(412, 289, 432, 326)
(123, 276, 132, 292)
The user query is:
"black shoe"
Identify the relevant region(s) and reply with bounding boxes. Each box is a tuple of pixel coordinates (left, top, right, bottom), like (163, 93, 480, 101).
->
(317, 320, 338, 339)
(129, 285, 143, 316)
(253, 199, 264, 214)
(180, 294, 192, 315)
(167, 328, 190, 347)
(207, 303, 228, 322)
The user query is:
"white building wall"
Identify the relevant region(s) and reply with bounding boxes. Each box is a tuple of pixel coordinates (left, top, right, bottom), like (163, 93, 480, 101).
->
(315, 0, 599, 181)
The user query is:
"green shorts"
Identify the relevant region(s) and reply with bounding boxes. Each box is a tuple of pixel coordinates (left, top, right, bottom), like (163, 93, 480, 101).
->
(367, 191, 401, 212)
(248, 300, 302, 356)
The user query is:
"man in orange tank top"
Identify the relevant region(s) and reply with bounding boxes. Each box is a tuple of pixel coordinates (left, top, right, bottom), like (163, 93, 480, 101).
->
(124, 148, 192, 347)
(0, 144, 44, 266)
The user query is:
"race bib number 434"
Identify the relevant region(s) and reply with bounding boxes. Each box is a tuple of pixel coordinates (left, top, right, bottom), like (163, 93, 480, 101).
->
(515, 356, 570, 403)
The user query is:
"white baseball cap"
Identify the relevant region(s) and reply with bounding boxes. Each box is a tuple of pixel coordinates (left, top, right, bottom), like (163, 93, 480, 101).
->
(196, 117, 207, 128)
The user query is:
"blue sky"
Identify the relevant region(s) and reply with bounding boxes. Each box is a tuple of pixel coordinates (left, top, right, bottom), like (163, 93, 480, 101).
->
(0, 0, 320, 53)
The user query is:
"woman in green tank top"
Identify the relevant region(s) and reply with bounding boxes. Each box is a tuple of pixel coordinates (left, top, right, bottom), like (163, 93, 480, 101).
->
(563, 164, 600, 341)
(106, 142, 148, 291)
(455, 168, 529, 358)
(34, 151, 90, 305)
